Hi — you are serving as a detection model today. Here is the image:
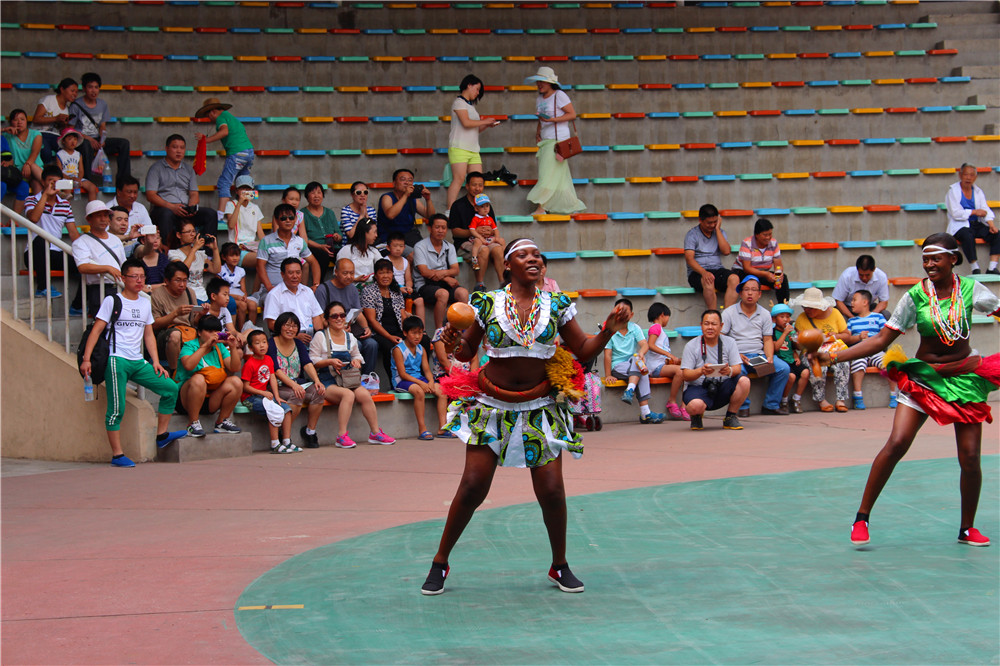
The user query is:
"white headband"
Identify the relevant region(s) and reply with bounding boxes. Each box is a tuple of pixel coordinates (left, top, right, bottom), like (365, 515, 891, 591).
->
(922, 244, 958, 256)
(504, 239, 539, 260)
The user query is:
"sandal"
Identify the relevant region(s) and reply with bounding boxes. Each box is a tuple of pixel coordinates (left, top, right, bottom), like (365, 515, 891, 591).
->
(271, 442, 300, 454)
(436, 430, 457, 438)
(418, 431, 435, 441)
(819, 402, 834, 413)
(835, 401, 849, 413)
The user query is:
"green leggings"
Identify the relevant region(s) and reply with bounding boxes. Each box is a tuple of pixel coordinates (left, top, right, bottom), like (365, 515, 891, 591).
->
(105, 356, 178, 431)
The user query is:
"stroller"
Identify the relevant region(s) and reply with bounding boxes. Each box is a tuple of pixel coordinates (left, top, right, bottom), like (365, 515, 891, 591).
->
(568, 354, 603, 431)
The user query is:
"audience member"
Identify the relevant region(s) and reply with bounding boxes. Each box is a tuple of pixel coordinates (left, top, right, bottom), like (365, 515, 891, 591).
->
(194, 97, 254, 213)
(335, 218, 383, 287)
(315, 258, 379, 374)
(793, 287, 852, 412)
(309, 301, 396, 448)
(174, 314, 244, 438)
(733, 218, 788, 304)
(32, 78, 77, 164)
(4, 108, 44, 195)
(262, 257, 324, 341)
(223, 174, 264, 280)
(844, 289, 898, 409)
(644, 302, 688, 421)
(467, 193, 505, 290)
(78, 258, 187, 467)
(770, 304, 809, 414)
(340, 181, 376, 240)
(268, 311, 327, 448)
(167, 220, 220, 303)
(256, 203, 320, 294)
(281, 185, 307, 239)
(145, 133, 217, 240)
(1, 133, 31, 216)
(363, 258, 426, 376)
(301, 181, 342, 283)
(525, 66, 586, 215)
(945, 163, 998, 274)
(431, 320, 479, 380)
(134, 225, 169, 286)
(108, 205, 141, 257)
(55, 128, 98, 201)
(684, 203, 739, 310)
(538, 254, 560, 292)
(721, 276, 790, 416)
(218, 242, 257, 330)
(446, 74, 500, 209)
(603, 298, 665, 424)
(203, 276, 243, 344)
(391, 315, 449, 440)
(241, 329, 298, 453)
(833, 255, 889, 319)
(385, 231, 425, 320)
(24, 164, 78, 298)
(413, 214, 469, 329)
(447, 171, 504, 288)
(71, 200, 125, 315)
(377, 168, 434, 248)
(151, 261, 198, 370)
(107, 175, 152, 230)
(69, 72, 131, 182)
(681, 309, 750, 431)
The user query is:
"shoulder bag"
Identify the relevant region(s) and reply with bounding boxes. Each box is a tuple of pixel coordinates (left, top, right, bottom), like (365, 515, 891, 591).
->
(551, 95, 582, 159)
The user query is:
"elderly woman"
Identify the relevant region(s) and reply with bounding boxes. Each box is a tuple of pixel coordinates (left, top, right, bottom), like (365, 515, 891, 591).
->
(446, 74, 501, 210)
(525, 67, 585, 216)
(175, 315, 244, 438)
(340, 181, 377, 240)
(301, 181, 342, 283)
(945, 163, 998, 274)
(793, 287, 851, 412)
(335, 218, 383, 287)
(310, 301, 395, 448)
(733, 218, 789, 304)
(362, 258, 428, 375)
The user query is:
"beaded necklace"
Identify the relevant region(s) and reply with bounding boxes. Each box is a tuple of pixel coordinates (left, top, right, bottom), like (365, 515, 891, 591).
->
(503, 285, 542, 347)
(924, 274, 968, 346)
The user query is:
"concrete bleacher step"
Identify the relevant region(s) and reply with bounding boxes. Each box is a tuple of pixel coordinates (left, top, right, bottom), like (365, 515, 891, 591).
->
(156, 427, 253, 463)
(926, 12, 1000, 26)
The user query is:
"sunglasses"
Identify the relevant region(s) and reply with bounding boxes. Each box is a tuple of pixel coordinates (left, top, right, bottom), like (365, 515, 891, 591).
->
(354, 189, 369, 196)
(278, 215, 296, 221)
(327, 313, 346, 319)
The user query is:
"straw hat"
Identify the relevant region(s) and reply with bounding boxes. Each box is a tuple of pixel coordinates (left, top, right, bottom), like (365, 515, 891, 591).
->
(789, 287, 835, 310)
(524, 66, 560, 85)
(195, 98, 232, 118)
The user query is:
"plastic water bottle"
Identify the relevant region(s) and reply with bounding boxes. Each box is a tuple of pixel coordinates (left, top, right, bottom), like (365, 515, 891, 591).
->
(83, 374, 95, 402)
(102, 156, 113, 190)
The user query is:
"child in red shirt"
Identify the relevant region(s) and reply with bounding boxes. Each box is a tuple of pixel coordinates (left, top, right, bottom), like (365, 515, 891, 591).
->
(468, 193, 504, 271)
(241, 330, 297, 453)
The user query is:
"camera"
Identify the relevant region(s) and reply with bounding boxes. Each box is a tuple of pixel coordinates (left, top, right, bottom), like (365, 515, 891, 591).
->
(217, 330, 229, 341)
(702, 378, 724, 403)
(482, 164, 518, 187)
(411, 183, 425, 198)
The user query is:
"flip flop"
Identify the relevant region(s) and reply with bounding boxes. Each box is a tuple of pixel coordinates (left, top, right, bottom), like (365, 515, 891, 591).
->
(418, 431, 434, 441)
(820, 403, 835, 412)
(436, 430, 457, 439)
(835, 402, 849, 413)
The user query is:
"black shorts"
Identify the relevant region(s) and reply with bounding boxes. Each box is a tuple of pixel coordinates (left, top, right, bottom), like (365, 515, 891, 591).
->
(419, 280, 460, 304)
(683, 376, 740, 412)
(787, 360, 809, 377)
(687, 267, 735, 292)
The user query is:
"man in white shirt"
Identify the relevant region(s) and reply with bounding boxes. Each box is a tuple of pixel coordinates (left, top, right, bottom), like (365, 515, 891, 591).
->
(79, 258, 187, 467)
(833, 255, 889, 319)
(263, 257, 325, 343)
(24, 164, 79, 298)
(71, 200, 126, 315)
(107, 175, 152, 230)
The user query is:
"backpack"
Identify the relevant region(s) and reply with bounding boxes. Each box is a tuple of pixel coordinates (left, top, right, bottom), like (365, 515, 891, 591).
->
(76, 294, 122, 385)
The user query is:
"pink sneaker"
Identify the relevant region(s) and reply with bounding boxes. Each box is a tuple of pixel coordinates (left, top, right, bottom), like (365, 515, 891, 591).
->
(958, 528, 990, 546)
(851, 520, 870, 546)
(368, 429, 396, 445)
(334, 434, 357, 449)
(667, 403, 690, 421)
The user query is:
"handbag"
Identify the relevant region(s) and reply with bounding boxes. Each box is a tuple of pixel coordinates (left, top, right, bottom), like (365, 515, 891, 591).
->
(551, 95, 582, 159)
(196, 346, 228, 391)
(326, 330, 362, 389)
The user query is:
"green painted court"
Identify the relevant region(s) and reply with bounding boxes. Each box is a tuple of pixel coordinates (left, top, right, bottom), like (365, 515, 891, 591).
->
(237, 457, 999, 664)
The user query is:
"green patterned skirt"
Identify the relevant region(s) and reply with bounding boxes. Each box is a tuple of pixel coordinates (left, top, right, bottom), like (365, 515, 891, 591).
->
(444, 394, 583, 468)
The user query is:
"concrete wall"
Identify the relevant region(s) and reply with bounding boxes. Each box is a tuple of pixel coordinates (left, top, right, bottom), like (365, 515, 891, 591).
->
(1, 311, 158, 462)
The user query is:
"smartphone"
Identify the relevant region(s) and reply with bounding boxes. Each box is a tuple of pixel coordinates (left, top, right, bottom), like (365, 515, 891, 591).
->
(190, 305, 205, 315)
(55, 179, 74, 191)
(298, 381, 314, 390)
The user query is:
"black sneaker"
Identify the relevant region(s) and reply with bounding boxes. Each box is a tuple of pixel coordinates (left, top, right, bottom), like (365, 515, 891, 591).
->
(690, 414, 704, 430)
(722, 414, 744, 430)
(548, 564, 584, 593)
(421, 562, 450, 595)
(300, 426, 319, 448)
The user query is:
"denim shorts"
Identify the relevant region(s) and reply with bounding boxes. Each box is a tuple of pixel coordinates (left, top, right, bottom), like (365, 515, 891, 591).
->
(245, 394, 292, 416)
(217, 149, 255, 194)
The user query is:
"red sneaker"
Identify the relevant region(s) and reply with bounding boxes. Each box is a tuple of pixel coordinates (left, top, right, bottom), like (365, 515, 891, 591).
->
(851, 520, 870, 545)
(958, 528, 990, 547)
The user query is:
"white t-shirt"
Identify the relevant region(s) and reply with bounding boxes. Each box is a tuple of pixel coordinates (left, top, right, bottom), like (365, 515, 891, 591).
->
(97, 293, 152, 361)
(219, 264, 246, 296)
(645, 323, 673, 369)
(223, 200, 264, 247)
(336, 245, 383, 279)
(392, 257, 408, 290)
(57, 149, 82, 180)
(72, 233, 126, 285)
(108, 196, 153, 229)
(168, 248, 209, 301)
(206, 306, 233, 329)
(449, 96, 481, 153)
(34, 94, 68, 135)
(536, 90, 573, 142)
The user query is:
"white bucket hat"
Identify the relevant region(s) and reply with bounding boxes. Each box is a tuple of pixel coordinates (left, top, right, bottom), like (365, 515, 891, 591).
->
(790, 286, 835, 310)
(84, 200, 110, 219)
(524, 66, 560, 85)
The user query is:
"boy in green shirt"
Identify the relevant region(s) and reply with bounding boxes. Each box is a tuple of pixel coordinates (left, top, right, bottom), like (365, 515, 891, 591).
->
(195, 97, 255, 215)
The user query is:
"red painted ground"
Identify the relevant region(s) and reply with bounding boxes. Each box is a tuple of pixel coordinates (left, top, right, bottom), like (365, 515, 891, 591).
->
(3, 408, 998, 665)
